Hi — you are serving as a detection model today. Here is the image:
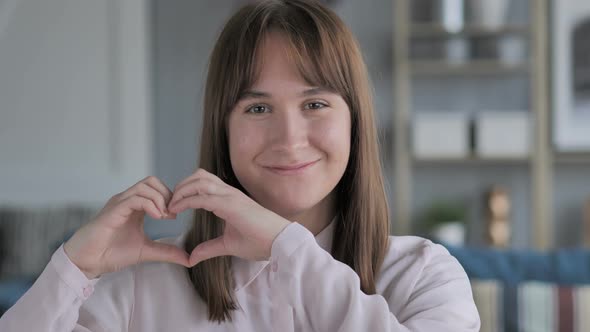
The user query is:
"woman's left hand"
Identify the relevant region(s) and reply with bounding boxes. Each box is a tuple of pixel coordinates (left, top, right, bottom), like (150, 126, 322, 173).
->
(167, 168, 291, 266)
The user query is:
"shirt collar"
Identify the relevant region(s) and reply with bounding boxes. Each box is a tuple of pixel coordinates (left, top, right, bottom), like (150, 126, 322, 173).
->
(231, 215, 337, 292)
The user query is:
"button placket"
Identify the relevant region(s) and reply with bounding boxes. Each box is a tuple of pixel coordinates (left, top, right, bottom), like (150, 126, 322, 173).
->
(82, 284, 94, 298)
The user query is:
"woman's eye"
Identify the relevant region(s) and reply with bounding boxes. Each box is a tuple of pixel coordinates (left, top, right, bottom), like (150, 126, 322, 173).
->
(246, 105, 269, 114)
(245, 102, 326, 113)
(305, 102, 327, 110)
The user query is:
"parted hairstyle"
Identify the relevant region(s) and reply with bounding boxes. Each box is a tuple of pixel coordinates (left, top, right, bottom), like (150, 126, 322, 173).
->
(183, 0, 390, 323)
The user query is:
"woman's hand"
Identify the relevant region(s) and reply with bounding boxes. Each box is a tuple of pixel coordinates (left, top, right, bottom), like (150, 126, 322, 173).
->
(168, 168, 291, 266)
(63, 176, 191, 279)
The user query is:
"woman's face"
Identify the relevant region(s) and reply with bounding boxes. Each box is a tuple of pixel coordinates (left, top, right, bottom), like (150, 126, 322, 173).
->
(228, 31, 351, 220)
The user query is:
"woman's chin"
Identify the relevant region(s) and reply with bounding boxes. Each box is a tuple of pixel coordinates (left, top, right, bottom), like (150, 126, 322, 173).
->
(263, 200, 316, 221)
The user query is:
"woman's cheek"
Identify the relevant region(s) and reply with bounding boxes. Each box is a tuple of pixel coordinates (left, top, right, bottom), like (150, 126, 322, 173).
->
(316, 116, 350, 152)
(231, 121, 261, 153)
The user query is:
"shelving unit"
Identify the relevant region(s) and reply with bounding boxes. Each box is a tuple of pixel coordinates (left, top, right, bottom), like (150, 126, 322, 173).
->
(410, 59, 528, 75)
(410, 23, 529, 38)
(392, 0, 552, 249)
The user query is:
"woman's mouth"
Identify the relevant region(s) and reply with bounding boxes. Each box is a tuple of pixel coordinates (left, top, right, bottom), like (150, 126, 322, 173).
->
(264, 159, 319, 175)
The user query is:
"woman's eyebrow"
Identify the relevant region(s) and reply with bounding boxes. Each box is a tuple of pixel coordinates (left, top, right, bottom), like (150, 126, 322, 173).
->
(238, 87, 333, 101)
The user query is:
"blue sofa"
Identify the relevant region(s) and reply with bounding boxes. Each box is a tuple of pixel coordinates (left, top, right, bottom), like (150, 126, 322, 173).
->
(0, 206, 98, 316)
(444, 244, 590, 332)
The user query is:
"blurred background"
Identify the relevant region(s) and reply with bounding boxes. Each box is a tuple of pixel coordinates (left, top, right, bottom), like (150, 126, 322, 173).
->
(1, 0, 590, 329)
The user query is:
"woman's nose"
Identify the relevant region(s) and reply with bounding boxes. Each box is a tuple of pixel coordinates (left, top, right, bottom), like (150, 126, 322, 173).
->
(271, 109, 309, 150)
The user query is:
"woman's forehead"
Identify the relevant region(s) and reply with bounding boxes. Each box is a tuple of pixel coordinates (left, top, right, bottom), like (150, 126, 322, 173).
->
(253, 32, 306, 79)
(237, 87, 338, 103)
(248, 31, 331, 94)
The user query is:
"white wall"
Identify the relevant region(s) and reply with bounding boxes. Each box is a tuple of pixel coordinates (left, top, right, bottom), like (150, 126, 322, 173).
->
(0, 0, 152, 207)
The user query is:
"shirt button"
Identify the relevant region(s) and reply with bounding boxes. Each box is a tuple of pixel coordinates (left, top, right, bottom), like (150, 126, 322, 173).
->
(83, 285, 93, 298)
(271, 261, 278, 272)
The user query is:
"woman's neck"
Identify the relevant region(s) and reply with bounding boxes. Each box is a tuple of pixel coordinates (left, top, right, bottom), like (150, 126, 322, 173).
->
(285, 191, 336, 236)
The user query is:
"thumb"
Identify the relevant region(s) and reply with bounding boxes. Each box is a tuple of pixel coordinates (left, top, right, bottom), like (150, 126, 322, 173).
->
(189, 236, 229, 266)
(141, 241, 191, 267)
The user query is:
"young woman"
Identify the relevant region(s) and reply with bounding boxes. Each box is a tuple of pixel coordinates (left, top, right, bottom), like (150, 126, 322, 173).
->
(0, 0, 480, 331)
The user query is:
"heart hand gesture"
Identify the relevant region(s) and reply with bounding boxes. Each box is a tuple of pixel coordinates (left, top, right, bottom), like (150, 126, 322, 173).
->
(168, 169, 291, 266)
(64, 176, 190, 279)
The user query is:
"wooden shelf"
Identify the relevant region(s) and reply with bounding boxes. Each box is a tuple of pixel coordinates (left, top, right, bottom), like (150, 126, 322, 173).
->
(410, 23, 529, 38)
(554, 153, 590, 164)
(413, 157, 529, 166)
(410, 59, 528, 76)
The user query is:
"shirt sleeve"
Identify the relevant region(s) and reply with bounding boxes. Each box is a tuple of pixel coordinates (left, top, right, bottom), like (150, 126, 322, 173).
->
(0, 243, 135, 332)
(269, 222, 481, 332)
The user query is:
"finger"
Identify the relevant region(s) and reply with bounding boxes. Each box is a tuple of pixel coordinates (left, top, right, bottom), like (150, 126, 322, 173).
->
(161, 212, 178, 220)
(133, 188, 178, 220)
(116, 195, 163, 221)
(141, 241, 190, 267)
(119, 176, 171, 205)
(173, 168, 223, 193)
(123, 175, 159, 196)
(129, 192, 176, 220)
(128, 183, 169, 216)
(169, 178, 228, 208)
(168, 194, 225, 219)
(189, 236, 229, 266)
(143, 176, 174, 206)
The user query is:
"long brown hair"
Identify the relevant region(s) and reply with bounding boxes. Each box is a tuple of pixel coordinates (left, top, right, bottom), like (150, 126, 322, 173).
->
(184, 0, 390, 322)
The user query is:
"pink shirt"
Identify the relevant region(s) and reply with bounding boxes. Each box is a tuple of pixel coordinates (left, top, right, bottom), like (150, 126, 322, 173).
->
(0, 219, 480, 331)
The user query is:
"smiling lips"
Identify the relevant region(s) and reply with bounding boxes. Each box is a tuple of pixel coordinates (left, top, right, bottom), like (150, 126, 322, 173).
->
(264, 159, 319, 175)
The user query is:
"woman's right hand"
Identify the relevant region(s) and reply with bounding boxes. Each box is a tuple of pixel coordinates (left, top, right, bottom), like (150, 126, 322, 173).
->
(63, 176, 191, 279)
